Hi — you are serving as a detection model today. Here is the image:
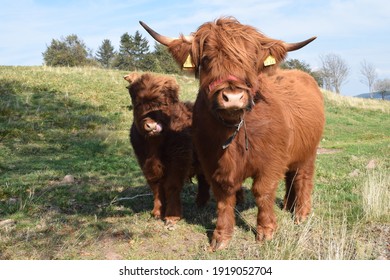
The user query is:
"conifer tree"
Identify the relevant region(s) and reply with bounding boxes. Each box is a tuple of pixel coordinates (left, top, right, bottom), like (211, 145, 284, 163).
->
(96, 39, 116, 68)
(113, 31, 150, 70)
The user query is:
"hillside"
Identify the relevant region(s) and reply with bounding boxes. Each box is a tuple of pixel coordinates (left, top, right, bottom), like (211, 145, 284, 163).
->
(354, 92, 390, 101)
(0, 66, 389, 260)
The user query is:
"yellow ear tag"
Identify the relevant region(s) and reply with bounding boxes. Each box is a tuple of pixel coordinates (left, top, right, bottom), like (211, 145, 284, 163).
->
(264, 55, 276, 66)
(183, 54, 195, 69)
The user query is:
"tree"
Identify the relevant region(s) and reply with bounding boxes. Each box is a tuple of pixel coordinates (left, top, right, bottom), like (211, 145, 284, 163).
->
(113, 31, 150, 71)
(281, 58, 323, 87)
(152, 43, 180, 74)
(319, 53, 350, 94)
(132, 31, 150, 70)
(360, 60, 377, 97)
(281, 58, 311, 72)
(374, 78, 390, 100)
(42, 34, 92, 67)
(96, 39, 116, 68)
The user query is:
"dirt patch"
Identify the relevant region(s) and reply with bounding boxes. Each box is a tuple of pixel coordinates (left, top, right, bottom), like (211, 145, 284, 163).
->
(317, 147, 342, 154)
(101, 238, 124, 260)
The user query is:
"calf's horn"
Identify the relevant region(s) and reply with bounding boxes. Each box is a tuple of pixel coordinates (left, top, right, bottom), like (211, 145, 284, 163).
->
(284, 36, 317, 52)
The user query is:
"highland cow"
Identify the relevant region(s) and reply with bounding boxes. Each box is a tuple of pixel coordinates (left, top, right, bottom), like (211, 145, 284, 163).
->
(140, 17, 325, 250)
(124, 73, 209, 228)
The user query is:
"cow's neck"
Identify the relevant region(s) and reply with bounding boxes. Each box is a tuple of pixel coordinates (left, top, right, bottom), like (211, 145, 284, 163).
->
(194, 94, 249, 151)
(221, 116, 248, 150)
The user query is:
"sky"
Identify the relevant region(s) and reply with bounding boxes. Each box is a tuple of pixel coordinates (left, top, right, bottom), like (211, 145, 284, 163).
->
(1, 0, 389, 96)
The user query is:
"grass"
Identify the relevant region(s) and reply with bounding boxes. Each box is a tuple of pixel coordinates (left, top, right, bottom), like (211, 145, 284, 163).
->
(0, 66, 389, 260)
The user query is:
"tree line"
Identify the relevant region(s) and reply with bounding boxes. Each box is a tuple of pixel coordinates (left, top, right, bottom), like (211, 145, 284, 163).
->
(42, 32, 181, 74)
(42, 32, 389, 97)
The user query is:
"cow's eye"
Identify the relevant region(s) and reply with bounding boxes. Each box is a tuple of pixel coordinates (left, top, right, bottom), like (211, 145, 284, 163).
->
(201, 56, 210, 68)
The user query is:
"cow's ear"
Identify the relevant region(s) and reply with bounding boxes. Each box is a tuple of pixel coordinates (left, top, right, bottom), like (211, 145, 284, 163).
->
(124, 73, 141, 84)
(167, 37, 194, 72)
(139, 21, 195, 72)
(259, 40, 287, 74)
(258, 36, 316, 74)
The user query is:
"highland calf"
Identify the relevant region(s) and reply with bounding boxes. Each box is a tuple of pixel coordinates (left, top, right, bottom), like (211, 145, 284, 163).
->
(124, 73, 209, 228)
(141, 17, 325, 250)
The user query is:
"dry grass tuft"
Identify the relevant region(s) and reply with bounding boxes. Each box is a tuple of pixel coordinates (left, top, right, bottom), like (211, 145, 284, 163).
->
(362, 171, 390, 221)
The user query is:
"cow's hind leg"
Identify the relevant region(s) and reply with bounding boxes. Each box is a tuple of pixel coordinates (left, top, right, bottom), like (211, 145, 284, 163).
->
(284, 157, 315, 224)
(195, 173, 210, 207)
(283, 171, 297, 213)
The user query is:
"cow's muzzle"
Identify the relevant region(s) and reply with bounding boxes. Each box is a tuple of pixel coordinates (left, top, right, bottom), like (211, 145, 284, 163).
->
(219, 89, 247, 110)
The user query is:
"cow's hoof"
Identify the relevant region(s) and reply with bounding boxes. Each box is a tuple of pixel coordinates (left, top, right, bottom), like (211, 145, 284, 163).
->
(164, 221, 176, 231)
(256, 226, 275, 242)
(208, 238, 230, 252)
(294, 214, 309, 225)
(164, 217, 180, 230)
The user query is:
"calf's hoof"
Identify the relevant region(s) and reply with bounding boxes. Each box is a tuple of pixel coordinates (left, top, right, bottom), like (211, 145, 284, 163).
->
(151, 209, 161, 220)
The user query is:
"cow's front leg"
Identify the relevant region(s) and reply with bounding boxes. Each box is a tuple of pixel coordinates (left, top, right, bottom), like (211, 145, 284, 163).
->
(209, 186, 237, 251)
(252, 178, 278, 242)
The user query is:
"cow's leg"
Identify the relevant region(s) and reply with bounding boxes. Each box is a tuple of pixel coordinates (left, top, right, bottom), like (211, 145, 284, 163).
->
(236, 186, 245, 205)
(209, 186, 237, 251)
(283, 170, 297, 213)
(163, 175, 185, 229)
(195, 173, 210, 207)
(252, 178, 278, 242)
(294, 157, 315, 223)
(149, 181, 164, 220)
(289, 157, 316, 224)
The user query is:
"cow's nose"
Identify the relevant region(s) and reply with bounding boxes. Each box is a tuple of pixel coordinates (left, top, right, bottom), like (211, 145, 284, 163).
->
(221, 91, 245, 109)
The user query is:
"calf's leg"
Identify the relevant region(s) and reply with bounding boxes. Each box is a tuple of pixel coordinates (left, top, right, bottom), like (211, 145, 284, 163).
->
(163, 175, 185, 229)
(149, 181, 164, 219)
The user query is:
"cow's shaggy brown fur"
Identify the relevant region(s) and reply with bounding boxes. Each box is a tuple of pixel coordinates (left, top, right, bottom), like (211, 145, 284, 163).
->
(141, 17, 325, 251)
(124, 73, 209, 228)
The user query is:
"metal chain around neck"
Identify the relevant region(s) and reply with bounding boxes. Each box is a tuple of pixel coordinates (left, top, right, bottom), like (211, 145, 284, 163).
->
(222, 117, 249, 151)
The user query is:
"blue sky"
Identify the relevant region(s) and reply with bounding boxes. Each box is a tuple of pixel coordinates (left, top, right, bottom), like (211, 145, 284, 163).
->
(1, 0, 389, 96)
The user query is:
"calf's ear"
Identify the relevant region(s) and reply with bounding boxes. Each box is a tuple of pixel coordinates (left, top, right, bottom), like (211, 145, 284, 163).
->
(161, 77, 180, 103)
(124, 73, 141, 84)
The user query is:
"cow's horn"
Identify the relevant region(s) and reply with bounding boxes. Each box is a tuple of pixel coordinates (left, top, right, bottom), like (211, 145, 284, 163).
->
(284, 36, 317, 52)
(139, 21, 175, 46)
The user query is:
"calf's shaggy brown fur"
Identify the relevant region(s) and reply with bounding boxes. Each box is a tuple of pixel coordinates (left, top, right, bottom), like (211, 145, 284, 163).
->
(124, 73, 209, 228)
